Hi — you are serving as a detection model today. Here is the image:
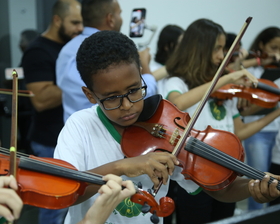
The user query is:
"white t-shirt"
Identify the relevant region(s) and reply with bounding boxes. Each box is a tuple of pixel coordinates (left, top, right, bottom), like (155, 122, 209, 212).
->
(54, 105, 200, 224)
(157, 77, 240, 134)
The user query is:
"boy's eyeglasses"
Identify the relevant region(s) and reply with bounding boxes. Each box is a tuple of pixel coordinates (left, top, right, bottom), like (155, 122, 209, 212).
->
(92, 79, 147, 111)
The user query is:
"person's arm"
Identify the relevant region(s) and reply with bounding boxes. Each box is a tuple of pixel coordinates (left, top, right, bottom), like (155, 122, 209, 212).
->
(22, 48, 62, 112)
(0, 176, 23, 222)
(73, 152, 179, 204)
(152, 66, 169, 81)
(138, 48, 158, 97)
(238, 99, 265, 116)
(242, 51, 280, 68)
(138, 48, 151, 75)
(205, 174, 280, 203)
(167, 69, 258, 111)
(26, 81, 62, 112)
(77, 174, 136, 224)
(233, 108, 280, 140)
(242, 58, 260, 68)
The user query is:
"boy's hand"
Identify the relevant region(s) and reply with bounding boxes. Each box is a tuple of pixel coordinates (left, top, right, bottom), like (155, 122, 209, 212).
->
(248, 173, 280, 203)
(120, 152, 179, 188)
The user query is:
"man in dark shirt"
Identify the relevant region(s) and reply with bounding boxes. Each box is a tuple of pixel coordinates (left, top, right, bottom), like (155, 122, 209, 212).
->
(21, 0, 83, 224)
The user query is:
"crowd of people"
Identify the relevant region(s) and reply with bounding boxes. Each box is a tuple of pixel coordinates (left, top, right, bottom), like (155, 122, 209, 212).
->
(1, 0, 280, 224)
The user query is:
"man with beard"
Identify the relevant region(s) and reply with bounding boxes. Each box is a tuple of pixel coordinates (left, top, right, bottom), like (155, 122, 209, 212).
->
(20, 1, 83, 224)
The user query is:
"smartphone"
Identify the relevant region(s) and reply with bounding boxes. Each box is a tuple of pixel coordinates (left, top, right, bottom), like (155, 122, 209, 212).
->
(129, 8, 146, 38)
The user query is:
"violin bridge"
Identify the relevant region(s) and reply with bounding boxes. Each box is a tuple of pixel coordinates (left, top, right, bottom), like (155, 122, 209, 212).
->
(170, 128, 180, 145)
(151, 124, 165, 138)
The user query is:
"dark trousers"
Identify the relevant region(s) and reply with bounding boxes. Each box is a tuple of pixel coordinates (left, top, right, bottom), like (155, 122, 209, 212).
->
(164, 180, 235, 224)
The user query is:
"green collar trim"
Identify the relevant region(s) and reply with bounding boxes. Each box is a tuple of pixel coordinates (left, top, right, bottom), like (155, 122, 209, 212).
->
(166, 90, 181, 100)
(232, 113, 240, 119)
(0, 218, 7, 224)
(97, 106, 121, 143)
(189, 186, 203, 195)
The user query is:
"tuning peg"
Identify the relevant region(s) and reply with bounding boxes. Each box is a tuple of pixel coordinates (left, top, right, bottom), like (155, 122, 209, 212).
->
(137, 182, 142, 189)
(150, 211, 159, 224)
(141, 202, 151, 214)
(147, 188, 153, 195)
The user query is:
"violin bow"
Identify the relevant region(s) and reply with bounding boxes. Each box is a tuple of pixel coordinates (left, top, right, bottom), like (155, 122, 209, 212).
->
(0, 89, 33, 97)
(10, 69, 18, 178)
(153, 17, 253, 195)
(8, 70, 19, 224)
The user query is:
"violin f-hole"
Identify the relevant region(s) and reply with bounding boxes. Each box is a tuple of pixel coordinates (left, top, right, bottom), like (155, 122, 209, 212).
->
(174, 117, 186, 130)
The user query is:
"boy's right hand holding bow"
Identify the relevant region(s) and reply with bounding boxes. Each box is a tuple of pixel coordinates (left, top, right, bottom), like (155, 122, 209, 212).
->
(116, 152, 179, 188)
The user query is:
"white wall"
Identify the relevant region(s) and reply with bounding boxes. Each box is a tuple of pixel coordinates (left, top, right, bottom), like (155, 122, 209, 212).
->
(6, 0, 280, 67)
(119, 0, 280, 62)
(8, 0, 37, 67)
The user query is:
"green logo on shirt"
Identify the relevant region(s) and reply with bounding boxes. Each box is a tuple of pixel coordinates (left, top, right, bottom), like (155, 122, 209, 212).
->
(115, 198, 143, 217)
(209, 101, 226, 120)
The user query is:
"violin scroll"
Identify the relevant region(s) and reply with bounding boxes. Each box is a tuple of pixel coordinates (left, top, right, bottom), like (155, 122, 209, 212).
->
(131, 188, 175, 223)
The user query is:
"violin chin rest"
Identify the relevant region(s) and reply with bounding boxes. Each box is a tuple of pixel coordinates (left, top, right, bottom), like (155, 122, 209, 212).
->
(137, 94, 162, 121)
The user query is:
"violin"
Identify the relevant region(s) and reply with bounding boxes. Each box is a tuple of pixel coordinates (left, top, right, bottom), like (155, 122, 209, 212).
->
(211, 78, 280, 108)
(121, 96, 280, 191)
(248, 50, 280, 69)
(0, 148, 174, 222)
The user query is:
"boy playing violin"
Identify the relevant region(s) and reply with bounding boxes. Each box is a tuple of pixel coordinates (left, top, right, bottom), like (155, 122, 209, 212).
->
(54, 30, 280, 224)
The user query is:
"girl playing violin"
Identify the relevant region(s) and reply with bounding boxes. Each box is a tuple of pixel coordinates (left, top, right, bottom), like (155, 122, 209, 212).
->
(241, 26, 280, 211)
(223, 32, 280, 72)
(157, 19, 280, 223)
(53, 30, 280, 224)
(0, 175, 135, 224)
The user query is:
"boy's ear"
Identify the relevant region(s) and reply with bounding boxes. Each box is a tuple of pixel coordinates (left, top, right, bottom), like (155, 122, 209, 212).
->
(82, 86, 97, 104)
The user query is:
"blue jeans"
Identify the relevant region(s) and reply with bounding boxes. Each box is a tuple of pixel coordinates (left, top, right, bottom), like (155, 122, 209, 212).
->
(243, 131, 276, 211)
(31, 141, 68, 224)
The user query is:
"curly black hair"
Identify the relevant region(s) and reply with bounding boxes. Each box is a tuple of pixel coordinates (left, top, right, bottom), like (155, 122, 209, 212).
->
(76, 30, 140, 90)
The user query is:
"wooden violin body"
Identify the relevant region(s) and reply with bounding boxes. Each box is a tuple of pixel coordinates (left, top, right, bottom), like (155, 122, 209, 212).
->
(121, 99, 245, 191)
(0, 153, 86, 209)
(211, 78, 280, 108)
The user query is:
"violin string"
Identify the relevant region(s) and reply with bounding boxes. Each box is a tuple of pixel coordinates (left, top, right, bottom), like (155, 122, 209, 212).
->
(0, 146, 106, 182)
(186, 138, 280, 188)
(0, 146, 28, 157)
(0, 147, 96, 176)
(27, 157, 104, 180)
(159, 130, 263, 179)
(158, 129, 279, 188)
(187, 138, 264, 179)
(0, 146, 146, 193)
